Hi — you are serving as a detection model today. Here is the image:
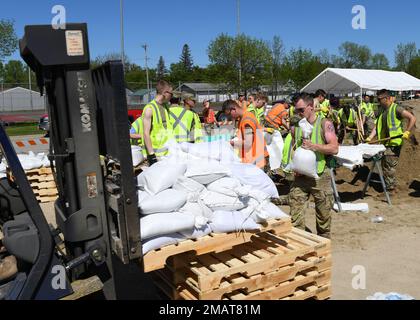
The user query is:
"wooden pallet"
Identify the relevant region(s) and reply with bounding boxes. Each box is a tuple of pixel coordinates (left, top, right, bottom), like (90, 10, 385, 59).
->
(25, 167, 52, 175)
(280, 284, 331, 300)
(142, 218, 292, 273)
(157, 268, 331, 301)
(156, 254, 331, 300)
(36, 195, 58, 203)
(163, 229, 330, 293)
(27, 174, 55, 183)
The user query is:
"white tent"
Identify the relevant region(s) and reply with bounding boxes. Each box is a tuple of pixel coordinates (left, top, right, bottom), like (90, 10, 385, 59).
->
(301, 68, 420, 94)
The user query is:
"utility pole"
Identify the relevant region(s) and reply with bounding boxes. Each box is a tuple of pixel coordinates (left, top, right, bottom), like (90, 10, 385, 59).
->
(28, 68, 33, 111)
(120, 0, 125, 70)
(142, 44, 150, 102)
(236, 0, 242, 93)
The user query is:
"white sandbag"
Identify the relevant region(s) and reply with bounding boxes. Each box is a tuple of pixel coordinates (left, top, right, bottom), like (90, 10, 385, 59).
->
(131, 146, 145, 167)
(137, 161, 187, 195)
(0, 162, 6, 174)
(299, 118, 313, 138)
(34, 153, 51, 168)
(142, 233, 185, 254)
(227, 163, 279, 199)
(291, 147, 319, 179)
(209, 211, 261, 234)
(179, 225, 212, 239)
(235, 186, 271, 203)
(179, 201, 213, 220)
(239, 197, 260, 216)
(139, 189, 187, 215)
(334, 202, 369, 213)
(180, 140, 240, 163)
(251, 202, 289, 223)
(357, 144, 386, 158)
(266, 131, 284, 171)
(140, 212, 197, 240)
(138, 191, 150, 204)
(173, 176, 206, 202)
(206, 177, 242, 197)
(185, 161, 231, 185)
(17, 152, 43, 170)
(336, 146, 364, 169)
(200, 190, 245, 212)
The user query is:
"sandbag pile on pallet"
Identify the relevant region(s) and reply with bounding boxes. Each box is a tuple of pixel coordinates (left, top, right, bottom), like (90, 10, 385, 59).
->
(137, 140, 288, 254)
(152, 228, 332, 300)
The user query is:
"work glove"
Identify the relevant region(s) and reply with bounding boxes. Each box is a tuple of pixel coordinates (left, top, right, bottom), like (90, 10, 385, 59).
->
(320, 105, 330, 114)
(147, 154, 158, 166)
(402, 131, 411, 140)
(265, 128, 275, 134)
(365, 137, 372, 143)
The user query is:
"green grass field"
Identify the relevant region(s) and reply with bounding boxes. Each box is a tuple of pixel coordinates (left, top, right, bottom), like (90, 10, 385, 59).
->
(5, 123, 44, 136)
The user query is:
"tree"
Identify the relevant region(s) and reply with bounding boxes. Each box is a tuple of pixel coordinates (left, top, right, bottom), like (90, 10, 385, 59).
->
(338, 42, 371, 68)
(395, 43, 418, 71)
(4, 60, 27, 84)
(270, 36, 285, 98)
(180, 44, 194, 72)
(208, 34, 272, 92)
(317, 49, 332, 66)
(370, 53, 390, 70)
(0, 19, 18, 61)
(91, 52, 134, 73)
(281, 48, 328, 90)
(156, 56, 167, 80)
(407, 57, 420, 79)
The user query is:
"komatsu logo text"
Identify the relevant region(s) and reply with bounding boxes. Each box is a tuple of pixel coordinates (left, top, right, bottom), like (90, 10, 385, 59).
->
(77, 75, 92, 133)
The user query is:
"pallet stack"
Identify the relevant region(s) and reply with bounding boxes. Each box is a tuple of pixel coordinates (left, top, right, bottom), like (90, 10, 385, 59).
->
(25, 167, 58, 203)
(150, 228, 332, 300)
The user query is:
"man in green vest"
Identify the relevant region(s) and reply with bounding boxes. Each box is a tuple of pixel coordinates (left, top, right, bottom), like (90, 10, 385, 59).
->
(182, 93, 204, 143)
(337, 104, 358, 144)
(130, 80, 174, 165)
(361, 94, 376, 136)
(289, 93, 339, 239)
(315, 89, 330, 117)
(247, 93, 267, 124)
(366, 89, 417, 191)
(168, 91, 194, 143)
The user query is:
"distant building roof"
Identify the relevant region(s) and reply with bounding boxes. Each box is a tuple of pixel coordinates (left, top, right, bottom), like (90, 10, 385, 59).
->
(0, 86, 41, 95)
(131, 89, 155, 96)
(182, 83, 220, 92)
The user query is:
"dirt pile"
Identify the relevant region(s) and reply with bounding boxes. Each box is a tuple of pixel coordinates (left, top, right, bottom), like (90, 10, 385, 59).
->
(396, 130, 420, 192)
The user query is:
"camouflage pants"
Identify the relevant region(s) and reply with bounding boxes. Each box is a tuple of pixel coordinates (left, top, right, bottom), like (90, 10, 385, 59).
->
(289, 170, 333, 238)
(364, 118, 376, 137)
(382, 147, 401, 191)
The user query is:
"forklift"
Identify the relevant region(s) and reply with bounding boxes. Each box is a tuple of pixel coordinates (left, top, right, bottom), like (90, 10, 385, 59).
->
(0, 23, 158, 299)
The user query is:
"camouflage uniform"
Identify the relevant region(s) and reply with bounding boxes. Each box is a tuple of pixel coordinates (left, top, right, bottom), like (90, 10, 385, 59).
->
(289, 170, 333, 239)
(382, 147, 401, 191)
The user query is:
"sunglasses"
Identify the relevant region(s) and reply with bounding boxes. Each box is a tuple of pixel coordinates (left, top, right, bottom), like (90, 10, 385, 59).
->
(295, 105, 308, 113)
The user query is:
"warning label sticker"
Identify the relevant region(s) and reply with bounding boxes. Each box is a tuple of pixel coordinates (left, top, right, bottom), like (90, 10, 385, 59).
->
(65, 30, 84, 56)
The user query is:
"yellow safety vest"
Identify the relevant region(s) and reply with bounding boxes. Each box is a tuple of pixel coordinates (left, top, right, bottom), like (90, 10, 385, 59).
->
(338, 108, 357, 127)
(131, 100, 173, 157)
(191, 111, 204, 143)
(169, 106, 194, 143)
(377, 103, 404, 147)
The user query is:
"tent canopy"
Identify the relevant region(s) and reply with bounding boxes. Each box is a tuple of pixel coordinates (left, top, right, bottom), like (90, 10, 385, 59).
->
(301, 68, 420, 94)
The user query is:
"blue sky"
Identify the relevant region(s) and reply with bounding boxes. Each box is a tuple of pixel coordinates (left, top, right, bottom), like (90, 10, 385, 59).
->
(3, 0, 420, 68)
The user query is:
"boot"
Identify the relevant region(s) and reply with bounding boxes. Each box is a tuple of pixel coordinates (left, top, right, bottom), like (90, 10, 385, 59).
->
(0, 256, 18, 282)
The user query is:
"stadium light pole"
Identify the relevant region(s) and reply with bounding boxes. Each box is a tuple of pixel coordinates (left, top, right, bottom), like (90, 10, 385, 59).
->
(120, 0, 125, 70)
(236, 0, 242, 93)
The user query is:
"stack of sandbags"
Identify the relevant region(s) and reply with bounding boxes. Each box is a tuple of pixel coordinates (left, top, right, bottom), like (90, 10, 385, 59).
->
(137, 141, 287, 254)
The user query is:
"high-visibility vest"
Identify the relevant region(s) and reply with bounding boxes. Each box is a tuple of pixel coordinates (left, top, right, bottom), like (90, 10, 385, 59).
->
(131, 100, 173, 157)
(191, 111, 204, 143)
(295, 115, 327, 175)
(282, 132, 294, 170)
(265, 104, 288, 129)
(361, 102, 375, 119)
(169, 106, 194, 143)
(377, 103, 404, 147)
(338, 108, 357, 127)
(289, 106, 295, 117)
(238, 111, 269, 169)
(247, 104, 265, 124)
(316, 99, 330, 117)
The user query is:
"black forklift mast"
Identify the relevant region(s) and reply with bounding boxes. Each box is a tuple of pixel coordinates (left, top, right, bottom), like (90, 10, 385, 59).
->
(6, 23, 145, 299)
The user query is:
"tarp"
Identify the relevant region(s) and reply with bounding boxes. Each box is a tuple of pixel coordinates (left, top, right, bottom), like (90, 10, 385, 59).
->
(301, 68, 420, 94)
